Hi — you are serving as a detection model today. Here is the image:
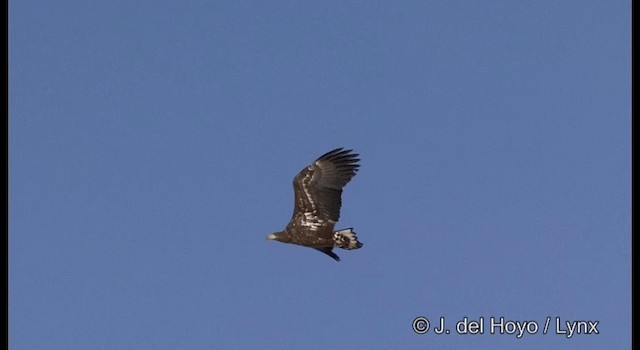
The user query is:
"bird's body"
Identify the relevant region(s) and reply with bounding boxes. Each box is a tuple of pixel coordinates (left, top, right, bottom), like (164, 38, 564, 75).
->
(267, 148, 362, 261)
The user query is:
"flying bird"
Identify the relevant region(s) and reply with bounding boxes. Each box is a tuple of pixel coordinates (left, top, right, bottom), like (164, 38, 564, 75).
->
(267, 148, 362, 261)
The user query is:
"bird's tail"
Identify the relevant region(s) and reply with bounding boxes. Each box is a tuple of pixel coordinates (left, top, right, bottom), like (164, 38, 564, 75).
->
(333, 228, 363, 250)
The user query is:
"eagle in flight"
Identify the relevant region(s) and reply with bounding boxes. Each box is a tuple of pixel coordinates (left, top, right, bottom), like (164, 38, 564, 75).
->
(267, 148, 362, 261)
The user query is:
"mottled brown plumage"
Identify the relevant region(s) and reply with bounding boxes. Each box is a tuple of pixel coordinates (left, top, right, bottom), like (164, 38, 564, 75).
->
(267, 148, 362, 261)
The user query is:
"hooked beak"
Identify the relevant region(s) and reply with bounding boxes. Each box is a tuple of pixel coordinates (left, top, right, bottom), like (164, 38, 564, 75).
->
(266, 234, 277, 240)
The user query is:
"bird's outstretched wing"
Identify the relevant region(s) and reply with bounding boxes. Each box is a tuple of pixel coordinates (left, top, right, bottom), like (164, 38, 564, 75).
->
(288, 148, 360, 232)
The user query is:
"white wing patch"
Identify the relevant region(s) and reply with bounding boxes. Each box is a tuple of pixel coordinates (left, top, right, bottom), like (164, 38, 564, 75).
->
(301, 168, 316, 212)
(299, 166, 330, 231)
(302, 211, 325, 231)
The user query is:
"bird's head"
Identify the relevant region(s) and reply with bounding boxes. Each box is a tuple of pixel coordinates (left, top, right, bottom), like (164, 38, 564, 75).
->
(266, 231, 288, 242)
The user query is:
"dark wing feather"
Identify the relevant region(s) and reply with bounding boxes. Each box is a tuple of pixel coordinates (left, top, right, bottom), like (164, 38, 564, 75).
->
(290, 148, 360, 229)
(313, 247, 341, 261)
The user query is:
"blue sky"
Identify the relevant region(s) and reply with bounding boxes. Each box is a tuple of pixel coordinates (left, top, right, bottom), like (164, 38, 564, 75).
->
(9, 1, 630, 349)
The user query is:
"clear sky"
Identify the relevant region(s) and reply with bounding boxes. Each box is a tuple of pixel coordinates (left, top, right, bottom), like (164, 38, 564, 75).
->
(9, 1, 630, 349)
